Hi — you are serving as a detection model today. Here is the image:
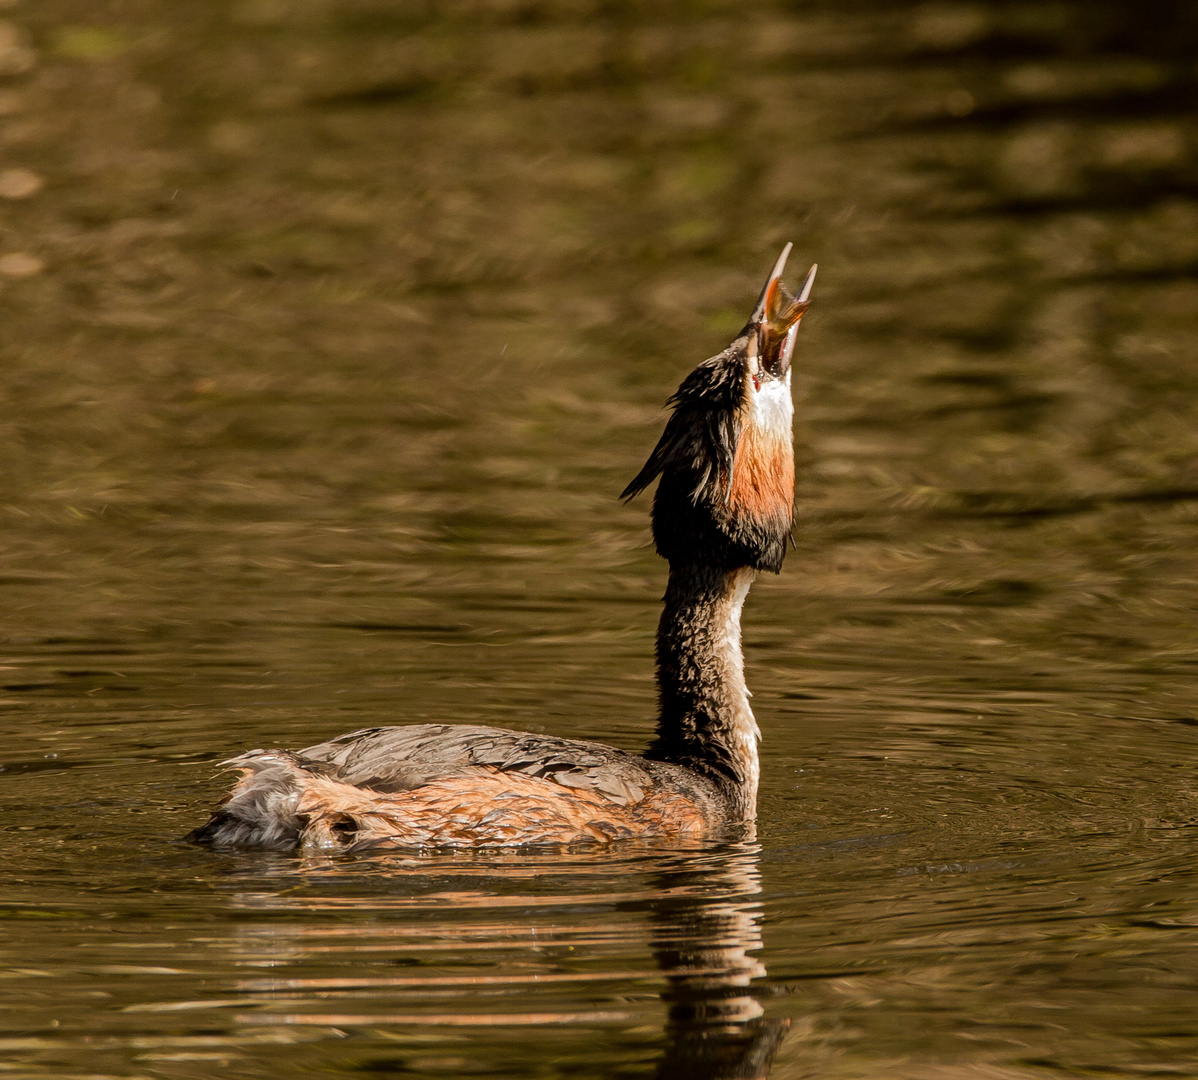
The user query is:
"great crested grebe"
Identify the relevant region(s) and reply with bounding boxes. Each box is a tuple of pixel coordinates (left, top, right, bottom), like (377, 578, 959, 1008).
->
(189, 246, 816, 852)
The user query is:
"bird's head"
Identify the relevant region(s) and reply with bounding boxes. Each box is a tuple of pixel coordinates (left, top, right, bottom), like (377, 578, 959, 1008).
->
(622, 245, 815, 574)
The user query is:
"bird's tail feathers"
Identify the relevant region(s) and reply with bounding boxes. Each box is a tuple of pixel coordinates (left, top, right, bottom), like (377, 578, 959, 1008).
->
(185, 749, 314, 850)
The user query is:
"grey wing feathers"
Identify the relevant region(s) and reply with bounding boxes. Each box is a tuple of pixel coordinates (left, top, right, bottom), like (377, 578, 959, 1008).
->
(299, 724, 652, 805)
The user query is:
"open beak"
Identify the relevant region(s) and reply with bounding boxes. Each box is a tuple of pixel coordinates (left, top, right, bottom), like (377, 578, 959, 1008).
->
(749, 244, 816, 377)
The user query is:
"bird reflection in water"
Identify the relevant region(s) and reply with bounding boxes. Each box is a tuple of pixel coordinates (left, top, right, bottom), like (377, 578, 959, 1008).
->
(217, 843, 786, 1079)
(649, 844, 788, 1080)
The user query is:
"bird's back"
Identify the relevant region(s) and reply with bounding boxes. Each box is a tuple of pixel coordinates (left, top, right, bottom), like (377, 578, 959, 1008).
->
(188, 724, 727, 852)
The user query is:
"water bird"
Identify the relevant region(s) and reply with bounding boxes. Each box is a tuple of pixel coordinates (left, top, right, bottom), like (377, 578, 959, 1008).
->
(189, 246, 816, 851)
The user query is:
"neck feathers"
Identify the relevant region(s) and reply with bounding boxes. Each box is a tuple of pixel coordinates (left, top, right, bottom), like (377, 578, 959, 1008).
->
(646, 564, 760, 819)
(729, 400, 795, 541)
(627, 334, 797, 822)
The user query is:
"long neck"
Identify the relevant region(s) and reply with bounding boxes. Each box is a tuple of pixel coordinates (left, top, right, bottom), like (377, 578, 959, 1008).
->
(644, 562, 760, 819)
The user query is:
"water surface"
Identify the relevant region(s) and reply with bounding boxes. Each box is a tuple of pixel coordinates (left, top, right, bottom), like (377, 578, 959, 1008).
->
(3, 1, 1198, 1076)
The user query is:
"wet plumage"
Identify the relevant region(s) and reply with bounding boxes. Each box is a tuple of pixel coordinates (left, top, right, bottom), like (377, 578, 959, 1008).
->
(189, 248, 816, 853)
(192, 726, 721, 851)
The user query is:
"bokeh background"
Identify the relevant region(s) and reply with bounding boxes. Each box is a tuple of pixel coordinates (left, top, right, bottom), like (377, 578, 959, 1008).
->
(4, 1, 1198, 1078)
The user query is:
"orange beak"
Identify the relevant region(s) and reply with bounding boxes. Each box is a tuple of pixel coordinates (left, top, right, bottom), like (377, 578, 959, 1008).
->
(749, 244, 816, 376)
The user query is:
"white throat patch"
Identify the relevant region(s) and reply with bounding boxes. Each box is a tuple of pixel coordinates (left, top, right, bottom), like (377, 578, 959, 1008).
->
(749, 371, 793, 437)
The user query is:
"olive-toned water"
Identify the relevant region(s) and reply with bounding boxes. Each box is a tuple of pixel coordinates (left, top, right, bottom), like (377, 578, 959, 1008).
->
(3, 1, 1198, 1077)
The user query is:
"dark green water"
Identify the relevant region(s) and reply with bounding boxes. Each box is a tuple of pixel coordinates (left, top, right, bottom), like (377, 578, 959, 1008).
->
(3, 1, 1198, 1076)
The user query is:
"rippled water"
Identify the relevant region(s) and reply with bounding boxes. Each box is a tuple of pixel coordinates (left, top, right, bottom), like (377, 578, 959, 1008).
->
(3, 0, 1198, 1076)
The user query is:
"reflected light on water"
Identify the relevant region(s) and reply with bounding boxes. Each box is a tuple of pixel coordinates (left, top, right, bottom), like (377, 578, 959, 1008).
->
(191, 846, 785, 1077)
